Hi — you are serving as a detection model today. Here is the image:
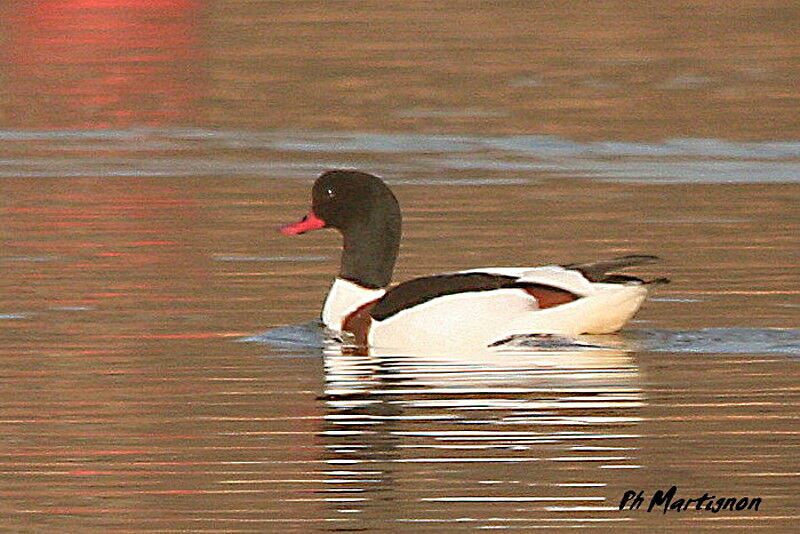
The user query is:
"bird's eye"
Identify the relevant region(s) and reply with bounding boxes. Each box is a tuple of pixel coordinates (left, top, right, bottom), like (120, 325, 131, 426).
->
(326, 188, 335, 199)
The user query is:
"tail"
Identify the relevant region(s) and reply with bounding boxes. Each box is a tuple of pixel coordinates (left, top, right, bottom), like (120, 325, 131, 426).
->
(563, 255, 669, 284)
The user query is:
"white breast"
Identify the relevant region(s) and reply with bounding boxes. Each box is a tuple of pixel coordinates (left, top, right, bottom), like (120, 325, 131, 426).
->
(321, 278, 385, 331)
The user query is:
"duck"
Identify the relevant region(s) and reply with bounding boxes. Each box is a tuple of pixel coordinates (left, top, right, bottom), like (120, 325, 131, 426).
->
(280, 170, 666, 351)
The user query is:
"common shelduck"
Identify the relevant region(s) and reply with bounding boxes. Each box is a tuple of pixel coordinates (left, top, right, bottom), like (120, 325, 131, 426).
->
(280, 170, 666, 351)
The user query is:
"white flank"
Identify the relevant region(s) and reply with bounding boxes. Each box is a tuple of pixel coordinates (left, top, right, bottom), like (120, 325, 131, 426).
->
(366, 283, 647, 352)
(368, 288, 535, 350)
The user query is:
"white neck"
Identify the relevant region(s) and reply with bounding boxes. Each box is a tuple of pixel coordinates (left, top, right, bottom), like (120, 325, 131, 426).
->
(322, 278, 386, 331)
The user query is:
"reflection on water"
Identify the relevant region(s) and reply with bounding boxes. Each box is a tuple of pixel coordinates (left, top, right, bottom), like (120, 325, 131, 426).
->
(2, 1, 799, 139)
(320, 345, 642, 528)
(238, 322, 800, 529)
(3, 1, 201, 128)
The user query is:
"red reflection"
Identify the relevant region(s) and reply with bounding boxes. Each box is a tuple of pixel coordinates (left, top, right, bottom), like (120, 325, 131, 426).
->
(3, 0, 202, 128)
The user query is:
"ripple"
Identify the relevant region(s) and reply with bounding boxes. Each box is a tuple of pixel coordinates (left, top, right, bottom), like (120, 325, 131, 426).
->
(647, 297, 705, 303)
(241, 320, 324, 351)
(0, 313, 32, 320)
(635, 327, 800, 356)
(395, 108, 509, 119)
(214, 254, 329, 262)
(641, 217, 751, 224)
(657, 73, 716, 89)
(245, 323, 800, 357)
(0, 255, 60, 262)
(1, 128, 798, 184)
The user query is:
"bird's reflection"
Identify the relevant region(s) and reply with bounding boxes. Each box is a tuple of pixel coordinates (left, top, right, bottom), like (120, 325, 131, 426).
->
(319, 341, 643, 529)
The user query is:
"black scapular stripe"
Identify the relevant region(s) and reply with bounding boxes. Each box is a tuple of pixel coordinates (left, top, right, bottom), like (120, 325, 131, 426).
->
(370, 272, 579, 321)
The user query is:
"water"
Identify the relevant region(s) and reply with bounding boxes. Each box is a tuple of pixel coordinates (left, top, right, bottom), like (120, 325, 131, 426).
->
(1, 1, 799, 532)
(2, 128, 799, 183)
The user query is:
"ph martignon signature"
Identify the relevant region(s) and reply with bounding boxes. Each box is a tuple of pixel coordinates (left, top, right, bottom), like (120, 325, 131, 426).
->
(619, 486, 762, 514)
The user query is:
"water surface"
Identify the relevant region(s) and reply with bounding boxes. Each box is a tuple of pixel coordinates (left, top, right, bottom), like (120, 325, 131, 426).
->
(1, 1, 799, 532)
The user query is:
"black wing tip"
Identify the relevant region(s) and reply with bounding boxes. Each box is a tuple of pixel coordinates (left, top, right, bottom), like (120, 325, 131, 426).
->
(562, 254, 664, 282)
(596, 274, 671, 285)
(563, 254, 661, 269)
